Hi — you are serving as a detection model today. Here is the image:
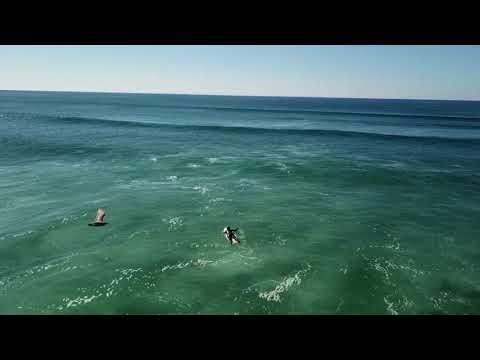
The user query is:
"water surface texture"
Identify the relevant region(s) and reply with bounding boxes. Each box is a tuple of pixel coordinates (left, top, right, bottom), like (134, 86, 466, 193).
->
(1, 90, 480, 314)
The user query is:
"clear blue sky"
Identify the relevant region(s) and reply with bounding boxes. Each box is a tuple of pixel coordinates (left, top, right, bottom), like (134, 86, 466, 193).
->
(1, 45, 479, 100)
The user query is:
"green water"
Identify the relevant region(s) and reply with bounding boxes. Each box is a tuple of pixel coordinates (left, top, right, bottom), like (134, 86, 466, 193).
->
(1, 91, 480, 314)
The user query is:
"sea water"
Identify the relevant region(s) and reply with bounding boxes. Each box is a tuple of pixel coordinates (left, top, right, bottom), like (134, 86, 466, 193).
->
(1, 90, 480, 314)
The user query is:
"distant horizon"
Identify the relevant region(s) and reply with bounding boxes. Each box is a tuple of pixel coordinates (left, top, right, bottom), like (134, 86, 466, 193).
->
(1, 88, 479, 103)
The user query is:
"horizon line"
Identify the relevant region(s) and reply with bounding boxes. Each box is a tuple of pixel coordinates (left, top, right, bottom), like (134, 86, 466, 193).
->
(1, 88, 479, 103)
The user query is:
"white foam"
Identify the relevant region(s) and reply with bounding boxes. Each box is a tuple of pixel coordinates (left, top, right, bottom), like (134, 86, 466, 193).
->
(187, 163, 201, 168)
(116, 179, 166, 190)
(117, 268, 142, 280)
(60, 212, 89, 225)
(383, 161, 407, 168)
(369, 242, 401, 251)
(161, 259, 215, 272)
(72, 268, 144, 303)
(12, 230, 35, 238)
(207, 157, 219, 164)
(384, 296, 398, 315)
(194, 259, 215, 267)
(387, 261, 425, 278)
(237, 178, 258, 190)
(62, 266, 78, 273)
(193, 186, 208, 195)
(430, 291, 451, 312)
(259, 277, 299, 302)
(209, 197, 232, 204)
(276, 162, 291, 174)
(383, 295, 415, 315)
(257, 265, 311, 303)
(129, 230, 150, 239)
(162, 216, 184, 231)
(335, 298, 344, 313)
(274, 234, 288, 246)
(401, 296, 415, 310)
(64, 295, 99, 309)
(372, 260, 391, 285)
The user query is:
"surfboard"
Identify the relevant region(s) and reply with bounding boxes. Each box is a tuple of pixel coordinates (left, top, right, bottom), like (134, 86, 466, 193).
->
(224, 234, 240, 244)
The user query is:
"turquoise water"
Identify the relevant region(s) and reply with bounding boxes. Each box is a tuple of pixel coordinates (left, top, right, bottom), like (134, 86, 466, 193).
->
(1, 90, 480, 314)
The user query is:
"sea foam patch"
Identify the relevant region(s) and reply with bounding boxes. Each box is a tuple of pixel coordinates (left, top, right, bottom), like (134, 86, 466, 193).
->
(55, 267, 144, 311)
(162, 216, 184, 231)
(244, 264, 312, 303)
(275, 162, 291, 174)
(193, 185, 209, 195)
(160, 259, 216, 273)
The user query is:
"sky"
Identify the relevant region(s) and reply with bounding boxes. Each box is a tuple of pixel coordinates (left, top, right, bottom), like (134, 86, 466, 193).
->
(0, 45, 479, 101)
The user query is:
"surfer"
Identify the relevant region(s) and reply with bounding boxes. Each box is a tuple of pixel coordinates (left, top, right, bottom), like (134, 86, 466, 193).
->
(88, 208, 107, 226)
(223, 226, 240, 245)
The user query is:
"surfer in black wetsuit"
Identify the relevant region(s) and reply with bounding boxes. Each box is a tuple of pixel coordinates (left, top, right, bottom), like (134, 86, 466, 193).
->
(223, 226, 240, 245)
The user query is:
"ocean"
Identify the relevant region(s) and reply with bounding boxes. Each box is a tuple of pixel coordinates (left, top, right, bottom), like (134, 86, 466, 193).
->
(1, 90, 480, 314)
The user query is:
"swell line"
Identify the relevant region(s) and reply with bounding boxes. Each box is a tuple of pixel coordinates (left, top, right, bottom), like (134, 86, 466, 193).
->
(151, 105, 480, 121)
(13, 113, 480, 143)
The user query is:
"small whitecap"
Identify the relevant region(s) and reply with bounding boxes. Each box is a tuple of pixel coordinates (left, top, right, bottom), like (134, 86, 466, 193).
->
(384, 296, 399, 315)
(276, 162, 290, 173)
(13, 230, 34, 238)
(162, 216, 184, 231)
(193, 186, 208, 195)
(257, 265, 311, 303)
